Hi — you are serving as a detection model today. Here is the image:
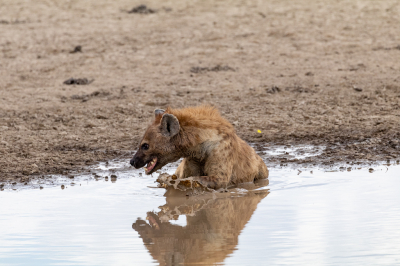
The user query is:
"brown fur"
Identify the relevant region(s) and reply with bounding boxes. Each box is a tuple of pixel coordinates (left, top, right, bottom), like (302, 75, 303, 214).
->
(131, 106, 269, 189)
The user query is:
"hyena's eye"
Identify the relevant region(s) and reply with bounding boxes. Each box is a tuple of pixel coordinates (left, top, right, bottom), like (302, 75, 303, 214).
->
(141, 143, 149, 150)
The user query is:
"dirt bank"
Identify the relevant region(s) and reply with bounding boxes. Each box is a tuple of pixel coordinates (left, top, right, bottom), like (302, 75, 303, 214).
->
(1, 0, 399, 183)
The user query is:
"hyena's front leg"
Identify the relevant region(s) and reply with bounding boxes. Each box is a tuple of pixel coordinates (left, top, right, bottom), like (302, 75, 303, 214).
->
(191, 154, 233, 189)
(175, 158, 202, 179)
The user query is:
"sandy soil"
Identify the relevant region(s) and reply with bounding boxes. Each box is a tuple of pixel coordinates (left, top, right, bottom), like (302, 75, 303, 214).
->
(1, 0, 400, 184)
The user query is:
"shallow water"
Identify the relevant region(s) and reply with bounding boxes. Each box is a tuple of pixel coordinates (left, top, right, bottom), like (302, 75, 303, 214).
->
(1, 159, 400, 266)
(263, 144, 325, 159)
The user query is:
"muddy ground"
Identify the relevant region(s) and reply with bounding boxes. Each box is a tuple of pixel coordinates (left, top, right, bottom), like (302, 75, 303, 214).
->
(1, 0, 399, 184)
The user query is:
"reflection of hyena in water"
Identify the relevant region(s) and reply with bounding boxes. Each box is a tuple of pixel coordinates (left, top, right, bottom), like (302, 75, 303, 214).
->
(132, 191, 268, 265)
(130, 106, 269, 189)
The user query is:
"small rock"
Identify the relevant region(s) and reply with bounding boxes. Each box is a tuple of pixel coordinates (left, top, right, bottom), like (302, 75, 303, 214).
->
(369, 168, 374, 173)
(22, 170, 30, 175)
(63, 78, 93, 85)
(96, 115, 108, 119)
(61, 185, 65, 189)
(266, 86, 280, 94)
(70, 45, 82, 53)
(353, 87, 363, 92)
(128, 5, 156, 14)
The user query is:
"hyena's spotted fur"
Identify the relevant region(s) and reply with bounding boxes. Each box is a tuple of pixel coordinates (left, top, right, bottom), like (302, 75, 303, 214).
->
(130, 106, 269, 189)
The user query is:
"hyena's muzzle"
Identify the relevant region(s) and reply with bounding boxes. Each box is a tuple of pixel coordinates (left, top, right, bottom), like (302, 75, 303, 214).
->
(130, 149, 159, 175)
(130, 151, 146, 169)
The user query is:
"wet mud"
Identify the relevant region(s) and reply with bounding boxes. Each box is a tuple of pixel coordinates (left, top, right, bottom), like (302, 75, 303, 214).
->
(1, 0, 400, 183)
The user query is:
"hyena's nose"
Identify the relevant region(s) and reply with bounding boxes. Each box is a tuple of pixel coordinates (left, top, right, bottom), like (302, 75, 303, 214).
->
(130, 157, 135, 167)
(130, 154, 144, 169)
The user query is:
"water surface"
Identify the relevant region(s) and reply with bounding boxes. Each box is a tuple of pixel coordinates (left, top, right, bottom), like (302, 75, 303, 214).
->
(1, 159, 399, 265)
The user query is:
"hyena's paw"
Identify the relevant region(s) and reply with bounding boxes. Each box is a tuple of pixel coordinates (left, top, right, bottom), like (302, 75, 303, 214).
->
(156, 173, 215, 192)
(191, 176, 219, 190)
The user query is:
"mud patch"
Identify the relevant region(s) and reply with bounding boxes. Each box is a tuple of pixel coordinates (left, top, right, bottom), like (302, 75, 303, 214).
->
(128, 5, 156, 14)
(264, 85, 281, 94)
(69, 45, 82, 53)
(285, 86, 313, 93)
(190, 65, 235, 73)
(0, 19, 28, 25)
(63, 78, 94, 85)
(69, 90, 110, 102)
(372, 45, 400, 51)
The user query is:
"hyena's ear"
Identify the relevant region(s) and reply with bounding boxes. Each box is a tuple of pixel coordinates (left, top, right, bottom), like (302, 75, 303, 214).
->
(160, 114, 180, 137)
(154, 109, 165, 118)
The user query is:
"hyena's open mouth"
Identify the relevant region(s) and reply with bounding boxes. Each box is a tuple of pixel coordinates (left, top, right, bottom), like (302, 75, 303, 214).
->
(144, 157, 158, 174)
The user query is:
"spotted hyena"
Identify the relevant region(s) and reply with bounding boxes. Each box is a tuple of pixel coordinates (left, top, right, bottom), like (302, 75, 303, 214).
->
(130, 106, 269, 189)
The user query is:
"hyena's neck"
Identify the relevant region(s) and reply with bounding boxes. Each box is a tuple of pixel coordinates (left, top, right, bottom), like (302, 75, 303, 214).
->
(181, 144, 208, 162)
(179, 128, 223, 161)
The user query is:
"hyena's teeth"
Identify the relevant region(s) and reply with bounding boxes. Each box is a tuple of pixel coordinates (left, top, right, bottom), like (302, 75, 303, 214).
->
(145, 158, 157, 173)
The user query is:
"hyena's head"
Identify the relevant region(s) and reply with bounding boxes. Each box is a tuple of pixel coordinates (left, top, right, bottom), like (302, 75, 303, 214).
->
(130, 109, 182, 175)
